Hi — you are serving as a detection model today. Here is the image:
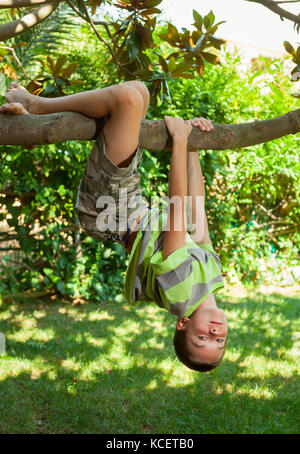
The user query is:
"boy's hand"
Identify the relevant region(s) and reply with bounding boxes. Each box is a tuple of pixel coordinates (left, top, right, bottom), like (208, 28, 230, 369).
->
(185, 117, 213, 132)
(164, 115, 192, 140)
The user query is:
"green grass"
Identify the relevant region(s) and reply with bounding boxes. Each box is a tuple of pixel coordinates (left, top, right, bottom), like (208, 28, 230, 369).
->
(0, 286, 299, 434)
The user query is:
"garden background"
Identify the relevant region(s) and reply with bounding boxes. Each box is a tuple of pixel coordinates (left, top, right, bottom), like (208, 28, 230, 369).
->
(0, 1, 299, 434)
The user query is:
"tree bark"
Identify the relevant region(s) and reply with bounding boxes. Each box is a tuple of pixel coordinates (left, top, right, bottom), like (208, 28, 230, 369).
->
(0, 109, 299, 150)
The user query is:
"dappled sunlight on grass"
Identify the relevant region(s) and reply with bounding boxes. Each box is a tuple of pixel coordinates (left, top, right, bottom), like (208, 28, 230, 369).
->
(87, 311, 114, 322)
(0, 287, 299, 433)
(32, 310, 47, 319)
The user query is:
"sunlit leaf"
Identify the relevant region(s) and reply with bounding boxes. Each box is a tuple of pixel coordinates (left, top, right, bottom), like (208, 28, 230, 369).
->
(2, 64, 18, 80)
(140, 0, 162, 8)
(53, 55, 67, 78)
(202, 51, 220, 64)
(167, 22, 179, 40)
(47, 56, 56, 73)
(61, 63, 78, 79)
(140, 7, 161, 16)
(203, 14, 211, 30)
(158, 54, 168, 72)
(207, 10, 215, 27)
(192, 9, 203, 26)
(168, 56, 176, 72)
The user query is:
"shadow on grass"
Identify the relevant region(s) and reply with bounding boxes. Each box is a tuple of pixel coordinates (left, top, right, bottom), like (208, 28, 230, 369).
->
(0, 291, 299, 434)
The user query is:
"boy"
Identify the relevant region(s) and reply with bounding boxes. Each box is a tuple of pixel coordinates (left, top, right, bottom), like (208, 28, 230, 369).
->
(1, 80, 228, 372)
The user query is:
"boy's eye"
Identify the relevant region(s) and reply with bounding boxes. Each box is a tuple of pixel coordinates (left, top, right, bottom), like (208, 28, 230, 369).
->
(217, 339, 224, 343)
(198, 336, 207, 341)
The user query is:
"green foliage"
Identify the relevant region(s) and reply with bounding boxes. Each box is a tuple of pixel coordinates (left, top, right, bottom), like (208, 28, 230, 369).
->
(0, 139, 128, 301)
(0, 16, 299, 302)
(143, 51, 299, 286)
(283, 41, 300, 80)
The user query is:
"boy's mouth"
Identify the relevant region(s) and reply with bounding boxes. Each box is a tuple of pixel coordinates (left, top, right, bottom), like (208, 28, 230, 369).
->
(210, 321, 223, 325)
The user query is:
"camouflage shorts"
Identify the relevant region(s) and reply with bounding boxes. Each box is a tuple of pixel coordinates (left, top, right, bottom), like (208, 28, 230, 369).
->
(75, 128, 149, 243)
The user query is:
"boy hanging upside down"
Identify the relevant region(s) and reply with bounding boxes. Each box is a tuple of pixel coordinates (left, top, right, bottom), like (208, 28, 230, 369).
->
(1, 80, 228, 372)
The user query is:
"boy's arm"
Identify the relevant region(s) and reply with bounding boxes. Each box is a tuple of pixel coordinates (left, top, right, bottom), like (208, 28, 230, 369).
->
(162, 116, 191, 261)
(185, 116, 214, 245)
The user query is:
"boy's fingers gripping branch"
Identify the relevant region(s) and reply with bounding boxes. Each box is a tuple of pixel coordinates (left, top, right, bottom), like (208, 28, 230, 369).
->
(185, 117, 214, 132)
(164, 115, 192, 139)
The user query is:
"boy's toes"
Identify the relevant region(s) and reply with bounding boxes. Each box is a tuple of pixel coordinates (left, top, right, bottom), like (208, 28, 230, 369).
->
(0, 103, 12, 112)
(5, 91, 12, 102)
(0, 102, 29, 115)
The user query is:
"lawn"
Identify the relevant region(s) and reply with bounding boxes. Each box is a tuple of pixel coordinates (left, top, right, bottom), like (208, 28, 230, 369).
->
(0, 285, 299, 434)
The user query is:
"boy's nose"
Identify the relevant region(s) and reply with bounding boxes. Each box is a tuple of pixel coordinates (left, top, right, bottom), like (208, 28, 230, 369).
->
(210, 326, 221, 334)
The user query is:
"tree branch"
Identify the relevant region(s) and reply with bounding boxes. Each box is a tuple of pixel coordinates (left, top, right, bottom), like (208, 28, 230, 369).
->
(246, 0, 300, 25)
(0, 2, 60, 41)
(0, 109, 299, 151)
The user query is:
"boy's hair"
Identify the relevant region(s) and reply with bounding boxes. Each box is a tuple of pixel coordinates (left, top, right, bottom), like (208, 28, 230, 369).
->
(173, 328, 227, 372)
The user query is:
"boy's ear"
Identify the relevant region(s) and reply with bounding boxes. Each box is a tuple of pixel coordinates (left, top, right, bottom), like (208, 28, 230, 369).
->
(176, 317, 190, 331)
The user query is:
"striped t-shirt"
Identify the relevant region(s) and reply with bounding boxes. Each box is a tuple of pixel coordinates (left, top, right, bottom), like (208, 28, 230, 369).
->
(124, 207, 224, 318)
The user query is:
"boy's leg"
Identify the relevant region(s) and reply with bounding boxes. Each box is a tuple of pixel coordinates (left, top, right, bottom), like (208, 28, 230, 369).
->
(4, 81, 150, 167)
(187, 151, 211, 245)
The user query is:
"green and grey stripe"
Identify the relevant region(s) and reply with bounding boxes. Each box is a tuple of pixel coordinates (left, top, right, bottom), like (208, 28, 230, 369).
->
(125, 208, 224, 317)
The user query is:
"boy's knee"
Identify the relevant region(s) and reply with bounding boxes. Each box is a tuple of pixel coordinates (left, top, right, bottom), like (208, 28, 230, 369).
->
(123, 80, 150, 109)
(113, 84, 144, 111)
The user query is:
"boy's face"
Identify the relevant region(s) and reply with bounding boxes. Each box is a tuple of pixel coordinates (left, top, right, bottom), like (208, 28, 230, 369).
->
(177, 307, 228, 364)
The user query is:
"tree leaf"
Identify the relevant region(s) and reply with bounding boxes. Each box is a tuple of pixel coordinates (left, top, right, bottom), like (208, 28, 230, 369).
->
(283, 41, 295, 56)
(140, 0, 162, 8)
(172, 73, 194, 79)
(140, 7, 161, 16)
(208, 34, 226, 50)
(87, 0, 103, 15)
(53, 55, 67, 78)
(167, 22, 179, 41)
(202, 51, 220, 64)
(158, 33, 175, 46)
(194, 34, 207, 51)
(168, 56, 176, 72)
(203, 14, 211, 30)
(191, 30, 201, 46)
(125, 32, 140, 63)
(207, 10, 215, 27)
(61, 63, 78, 79)
(172, 62, 191, 74)
(2, 64, 18, 81)
(137, 23, 154, 49)
(47, 56, 56, 73)
(193, 9, 203, 26)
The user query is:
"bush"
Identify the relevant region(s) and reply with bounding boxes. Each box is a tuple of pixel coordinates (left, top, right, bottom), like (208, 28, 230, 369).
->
(0, 49, 298, 302)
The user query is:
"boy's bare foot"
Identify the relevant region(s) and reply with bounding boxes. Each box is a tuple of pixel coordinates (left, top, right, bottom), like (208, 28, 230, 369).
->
(4, 82, 41, 115)
(0, 102, 29, 115)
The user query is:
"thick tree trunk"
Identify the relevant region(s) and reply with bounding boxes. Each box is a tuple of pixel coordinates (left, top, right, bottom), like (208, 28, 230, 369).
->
(0, 109, 299, 150)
